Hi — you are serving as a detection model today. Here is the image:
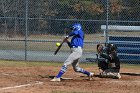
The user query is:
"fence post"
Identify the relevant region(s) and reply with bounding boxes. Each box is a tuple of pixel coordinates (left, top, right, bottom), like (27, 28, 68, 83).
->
(25, 0, 29, 61)
(105, 0, 109, 44)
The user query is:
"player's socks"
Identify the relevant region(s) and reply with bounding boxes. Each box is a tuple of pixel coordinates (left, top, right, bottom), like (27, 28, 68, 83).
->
(56, 71, 64, 78)
(78, 68, 90, 76)
(56, 65, 67, 78)
(83, 70, 90, 76)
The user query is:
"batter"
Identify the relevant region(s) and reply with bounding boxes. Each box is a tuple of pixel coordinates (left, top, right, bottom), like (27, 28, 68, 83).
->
(51, 23, 94, 81)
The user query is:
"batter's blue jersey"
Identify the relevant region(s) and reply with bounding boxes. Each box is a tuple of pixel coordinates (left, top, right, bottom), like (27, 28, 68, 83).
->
(68, 24, 84, 48)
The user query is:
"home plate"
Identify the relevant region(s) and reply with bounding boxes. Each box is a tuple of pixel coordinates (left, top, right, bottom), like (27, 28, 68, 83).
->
(61, 77, 73, 80)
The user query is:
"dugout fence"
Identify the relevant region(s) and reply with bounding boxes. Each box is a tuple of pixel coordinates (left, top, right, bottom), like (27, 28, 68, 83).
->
(0, 0, 140, 64)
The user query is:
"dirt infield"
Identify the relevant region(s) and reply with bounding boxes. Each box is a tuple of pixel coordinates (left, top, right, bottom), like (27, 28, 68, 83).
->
(0, 63, 140, 93)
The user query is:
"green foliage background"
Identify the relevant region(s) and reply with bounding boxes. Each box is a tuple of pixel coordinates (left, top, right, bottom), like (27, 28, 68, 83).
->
(0, 0, 140, 36)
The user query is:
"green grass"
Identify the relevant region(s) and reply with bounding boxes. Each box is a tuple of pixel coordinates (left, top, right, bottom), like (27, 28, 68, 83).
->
(0, 60, 97, 68)
(0, 34, 104, 52)
(0, 60, 63, 67)
(121, 64, 140, 70)
(0, 60, 139, 70)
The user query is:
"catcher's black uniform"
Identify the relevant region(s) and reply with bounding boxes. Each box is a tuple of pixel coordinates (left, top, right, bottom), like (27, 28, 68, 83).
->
(99, 52, 120, 72)
(97, 43, 121, 79)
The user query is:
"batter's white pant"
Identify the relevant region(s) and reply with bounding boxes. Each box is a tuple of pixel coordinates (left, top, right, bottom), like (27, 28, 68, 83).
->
(64, 48, 83, 72)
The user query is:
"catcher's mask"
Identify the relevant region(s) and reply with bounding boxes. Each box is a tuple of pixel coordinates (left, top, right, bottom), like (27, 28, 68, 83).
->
(106, 43, 117, 54)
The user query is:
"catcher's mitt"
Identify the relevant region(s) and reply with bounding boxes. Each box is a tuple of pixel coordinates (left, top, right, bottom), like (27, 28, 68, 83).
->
(97, 44, 103, 54)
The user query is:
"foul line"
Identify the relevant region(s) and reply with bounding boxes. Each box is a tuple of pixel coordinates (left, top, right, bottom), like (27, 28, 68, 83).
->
(0, 81, 43, 90)
(102, 80, 140, 83)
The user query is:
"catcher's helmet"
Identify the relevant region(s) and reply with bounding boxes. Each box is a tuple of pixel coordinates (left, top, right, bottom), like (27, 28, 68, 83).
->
(106, 43, 117, 54)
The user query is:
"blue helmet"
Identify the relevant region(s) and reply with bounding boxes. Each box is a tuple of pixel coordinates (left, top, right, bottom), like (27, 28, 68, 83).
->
(71, 23, 82, 31)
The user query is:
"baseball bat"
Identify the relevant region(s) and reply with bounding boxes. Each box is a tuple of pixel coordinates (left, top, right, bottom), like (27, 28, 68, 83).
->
(54, 41, 64, 55)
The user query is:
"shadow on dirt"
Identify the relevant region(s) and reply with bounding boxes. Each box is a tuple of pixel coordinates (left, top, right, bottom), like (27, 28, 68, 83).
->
(121, 73, 140, 76)
(38, 75, 54, 78)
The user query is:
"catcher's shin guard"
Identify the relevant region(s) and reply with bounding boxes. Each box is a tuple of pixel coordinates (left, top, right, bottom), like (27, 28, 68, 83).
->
(100, 71, 121, 79)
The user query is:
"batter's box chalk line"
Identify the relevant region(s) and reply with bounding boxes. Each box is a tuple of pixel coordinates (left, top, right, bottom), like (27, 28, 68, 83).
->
(44, 75, 73, 80)
(61, 77, 73, 80)
(0, 81, 43, 90)
(121, 73, 140, 76)
(100, 80, 140, 83)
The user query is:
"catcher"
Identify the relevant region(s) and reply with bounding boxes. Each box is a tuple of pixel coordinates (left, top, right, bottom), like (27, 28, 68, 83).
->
(97, 43, 121, 79)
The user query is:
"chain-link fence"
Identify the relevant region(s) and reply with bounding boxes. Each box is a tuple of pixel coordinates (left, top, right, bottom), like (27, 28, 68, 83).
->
(0, 0, 140, 63)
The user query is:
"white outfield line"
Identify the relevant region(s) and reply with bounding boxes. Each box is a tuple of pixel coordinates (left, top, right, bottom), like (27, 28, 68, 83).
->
(0, 81, 43, 90)
(101, 80, 140, 83)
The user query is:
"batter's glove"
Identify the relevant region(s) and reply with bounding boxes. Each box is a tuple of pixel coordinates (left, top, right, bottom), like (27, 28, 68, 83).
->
(97, 44, 103, 54)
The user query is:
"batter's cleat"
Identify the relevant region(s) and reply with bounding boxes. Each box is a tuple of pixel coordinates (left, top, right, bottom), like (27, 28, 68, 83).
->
(50, 77, 61, 82)
(89, 72, 94, 80)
